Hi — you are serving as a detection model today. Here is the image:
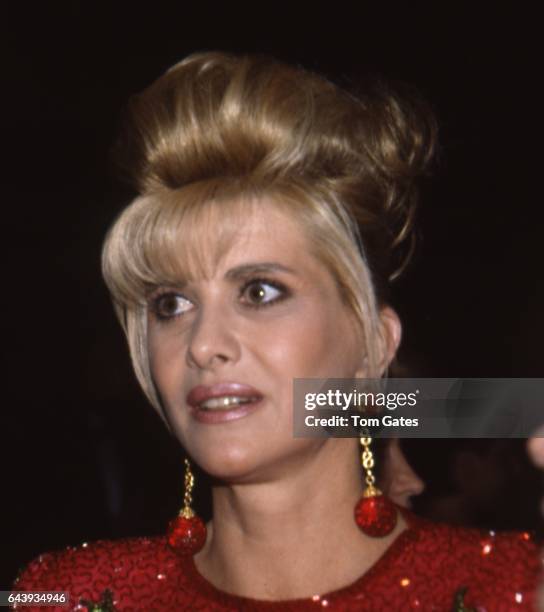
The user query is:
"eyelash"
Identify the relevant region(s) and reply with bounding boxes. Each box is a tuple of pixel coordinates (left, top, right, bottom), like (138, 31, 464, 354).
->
(149, 277, 289, 322)
(239, 277, 289, 309)
(149, 291, 191, 322)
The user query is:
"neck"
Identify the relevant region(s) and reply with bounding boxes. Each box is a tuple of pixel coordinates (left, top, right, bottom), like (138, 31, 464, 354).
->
(193, 438, 406, 600)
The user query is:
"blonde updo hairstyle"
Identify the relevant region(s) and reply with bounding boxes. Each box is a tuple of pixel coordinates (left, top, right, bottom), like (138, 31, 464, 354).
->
(101, 52, 436, 413)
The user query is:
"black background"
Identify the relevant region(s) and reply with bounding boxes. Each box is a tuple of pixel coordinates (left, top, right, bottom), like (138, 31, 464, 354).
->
(3, 2, 542, 587)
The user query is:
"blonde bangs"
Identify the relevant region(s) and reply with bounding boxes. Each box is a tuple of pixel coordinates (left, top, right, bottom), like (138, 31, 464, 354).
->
(102, 182, 260, 311)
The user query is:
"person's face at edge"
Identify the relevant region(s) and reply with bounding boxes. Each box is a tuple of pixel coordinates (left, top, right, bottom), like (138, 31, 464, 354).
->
(147, 200, 400, 484)
(527, 432, 544, 612)
(528, 433, 544, 515)
(381, 438, 425, 509)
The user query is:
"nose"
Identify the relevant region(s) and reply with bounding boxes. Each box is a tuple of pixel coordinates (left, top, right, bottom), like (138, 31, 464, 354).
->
(186, 304, 241, 371)
(389, 464, 425, 509)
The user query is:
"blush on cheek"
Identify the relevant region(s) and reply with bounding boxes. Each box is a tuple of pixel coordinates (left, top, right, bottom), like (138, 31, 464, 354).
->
(285, 308, 359, 378)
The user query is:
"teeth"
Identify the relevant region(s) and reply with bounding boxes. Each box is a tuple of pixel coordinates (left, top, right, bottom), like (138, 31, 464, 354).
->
(199, 396, 257, 410)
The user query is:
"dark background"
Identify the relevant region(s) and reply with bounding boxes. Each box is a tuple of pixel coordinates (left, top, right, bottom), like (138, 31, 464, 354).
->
(3, 3, 542, 587)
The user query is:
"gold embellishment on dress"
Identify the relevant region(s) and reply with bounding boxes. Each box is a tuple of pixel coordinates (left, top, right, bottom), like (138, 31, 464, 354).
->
(452, 587, 477, 612)
(80, 589, 116, 611)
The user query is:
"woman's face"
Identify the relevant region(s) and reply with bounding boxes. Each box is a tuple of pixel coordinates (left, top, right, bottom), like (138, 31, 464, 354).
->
(147, 201, 373, 482)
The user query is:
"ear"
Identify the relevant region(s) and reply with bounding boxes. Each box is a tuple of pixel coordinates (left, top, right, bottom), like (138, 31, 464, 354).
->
(356, 306, 402, 377)
(379, 306, 402, 370)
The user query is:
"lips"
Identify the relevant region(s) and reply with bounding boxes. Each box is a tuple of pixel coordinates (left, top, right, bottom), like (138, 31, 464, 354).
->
(186, 382, 264, 424)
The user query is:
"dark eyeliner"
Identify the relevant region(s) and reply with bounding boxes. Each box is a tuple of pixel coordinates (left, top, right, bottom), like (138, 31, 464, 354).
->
(149, 290, 189, 322)
(239, 277, 290, 309)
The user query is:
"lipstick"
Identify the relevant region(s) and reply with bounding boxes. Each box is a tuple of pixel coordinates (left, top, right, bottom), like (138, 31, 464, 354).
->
(186, 382, 264, 424)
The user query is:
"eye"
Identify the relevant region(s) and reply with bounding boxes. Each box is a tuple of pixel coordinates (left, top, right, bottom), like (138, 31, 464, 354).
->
(150, 292, 193, 320)
(240, 279, 286, 307)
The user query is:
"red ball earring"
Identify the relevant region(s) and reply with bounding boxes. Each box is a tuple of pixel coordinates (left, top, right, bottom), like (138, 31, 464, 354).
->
(167, 458, 207, 555)
(354, 436, 397, 537)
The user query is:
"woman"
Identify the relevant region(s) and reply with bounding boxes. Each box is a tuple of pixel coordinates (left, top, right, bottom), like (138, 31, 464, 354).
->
(13, 52, 540, 611)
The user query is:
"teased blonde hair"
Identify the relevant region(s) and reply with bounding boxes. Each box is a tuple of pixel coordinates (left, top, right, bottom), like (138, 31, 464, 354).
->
(102, 52, 436, 411)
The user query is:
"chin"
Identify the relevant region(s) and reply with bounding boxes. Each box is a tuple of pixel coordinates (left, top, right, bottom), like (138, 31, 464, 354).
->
(189, 440, 265, 482)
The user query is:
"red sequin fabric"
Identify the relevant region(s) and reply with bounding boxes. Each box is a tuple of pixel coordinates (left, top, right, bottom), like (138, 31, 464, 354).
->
(13, 510, 542, 611)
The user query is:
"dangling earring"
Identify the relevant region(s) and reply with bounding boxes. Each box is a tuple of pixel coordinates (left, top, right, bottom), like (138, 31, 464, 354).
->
(167, 458, 207, 555)
(354, 436, 397, 537)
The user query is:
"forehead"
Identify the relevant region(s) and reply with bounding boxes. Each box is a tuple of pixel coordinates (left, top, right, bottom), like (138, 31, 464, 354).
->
(156, 195, 317, 284)
(212, 206, 305, 266)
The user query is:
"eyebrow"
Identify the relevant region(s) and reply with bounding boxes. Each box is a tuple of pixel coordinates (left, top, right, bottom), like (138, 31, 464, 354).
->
(224, 262, 298, 280)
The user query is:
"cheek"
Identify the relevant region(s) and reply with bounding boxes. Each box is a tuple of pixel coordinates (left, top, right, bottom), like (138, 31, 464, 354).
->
(305, 304, 363, 374)
(147, 326, 184, 395)
(254, 303, 361, 379)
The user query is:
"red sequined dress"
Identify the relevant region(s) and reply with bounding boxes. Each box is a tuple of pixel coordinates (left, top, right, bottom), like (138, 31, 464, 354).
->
(12, 509, 542, 611)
